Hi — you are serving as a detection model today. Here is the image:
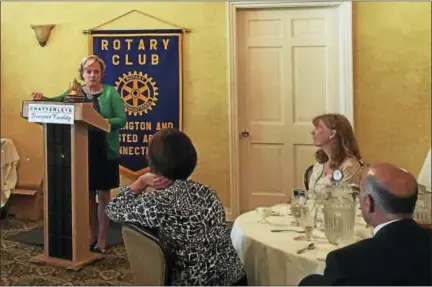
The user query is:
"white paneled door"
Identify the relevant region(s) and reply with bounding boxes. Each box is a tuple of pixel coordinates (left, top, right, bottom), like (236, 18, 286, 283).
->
(237, 6, 341, 213)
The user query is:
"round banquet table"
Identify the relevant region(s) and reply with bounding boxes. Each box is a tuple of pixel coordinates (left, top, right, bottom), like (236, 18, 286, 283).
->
(230, 204, 373, 286)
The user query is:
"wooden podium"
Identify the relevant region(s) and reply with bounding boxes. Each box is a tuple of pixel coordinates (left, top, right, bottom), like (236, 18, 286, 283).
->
(21, 100, 110, 270)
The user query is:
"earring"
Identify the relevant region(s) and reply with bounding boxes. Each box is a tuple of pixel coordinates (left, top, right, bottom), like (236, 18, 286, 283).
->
(329, 132, 336, 140)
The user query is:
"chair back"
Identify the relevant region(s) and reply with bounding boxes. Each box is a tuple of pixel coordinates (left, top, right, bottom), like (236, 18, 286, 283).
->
(304, 165, 314, 190)
(122, 223, 173, 286)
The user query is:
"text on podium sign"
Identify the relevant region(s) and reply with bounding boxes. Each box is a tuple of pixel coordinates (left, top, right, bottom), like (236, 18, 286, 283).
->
(28, 104, 75, 125)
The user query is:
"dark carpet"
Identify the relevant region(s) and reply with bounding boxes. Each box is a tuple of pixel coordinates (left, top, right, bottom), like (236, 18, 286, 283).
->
(6, 221, 123, 248)
(0, 218, 133, 286)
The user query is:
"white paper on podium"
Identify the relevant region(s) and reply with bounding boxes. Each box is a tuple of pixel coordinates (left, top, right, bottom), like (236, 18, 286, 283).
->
(28, 103, 75, 125)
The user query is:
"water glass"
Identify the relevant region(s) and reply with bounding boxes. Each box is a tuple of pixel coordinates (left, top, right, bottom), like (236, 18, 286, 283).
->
(299, 205, 312, 225)
(300, 205, 315, 240)
(256, 207, 272, 224)
(290, 204, 301, 226)
(304, 226, 313, 241)
(414, 206, 432, 224)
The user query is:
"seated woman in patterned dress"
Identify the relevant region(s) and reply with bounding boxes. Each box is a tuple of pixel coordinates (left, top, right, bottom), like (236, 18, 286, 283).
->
(308, 113, 365, 198)
(105, 128, 247, 286)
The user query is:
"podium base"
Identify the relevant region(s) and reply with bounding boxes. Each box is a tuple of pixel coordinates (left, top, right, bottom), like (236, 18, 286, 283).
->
(30, 252, 104, 271)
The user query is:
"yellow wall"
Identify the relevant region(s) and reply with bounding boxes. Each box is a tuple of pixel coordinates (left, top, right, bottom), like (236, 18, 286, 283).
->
(353, 2, 431, 175)
(1, 2, 431, 209)
(0, 2, 230, 205)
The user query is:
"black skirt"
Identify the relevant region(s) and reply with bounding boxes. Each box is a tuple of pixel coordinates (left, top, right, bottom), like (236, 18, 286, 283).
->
(88, 129, 120, 191)
(83, 89, 119, 192)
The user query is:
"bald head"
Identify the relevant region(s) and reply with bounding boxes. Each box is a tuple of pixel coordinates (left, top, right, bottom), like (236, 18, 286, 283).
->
(360, 163, 418, 215)
(365, 163, 418, 197)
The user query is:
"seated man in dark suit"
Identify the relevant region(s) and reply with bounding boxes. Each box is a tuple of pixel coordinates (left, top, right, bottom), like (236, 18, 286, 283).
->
(299, 163, 432, 286)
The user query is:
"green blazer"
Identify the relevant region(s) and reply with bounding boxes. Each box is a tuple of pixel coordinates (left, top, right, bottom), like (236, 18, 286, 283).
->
(48, 84, 126, 160)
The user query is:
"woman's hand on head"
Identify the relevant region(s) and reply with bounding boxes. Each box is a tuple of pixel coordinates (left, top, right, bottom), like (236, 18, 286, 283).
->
(140, 173, 173, 190)
(153, 176, 174, 190)
(130, 173, 155, 194)
(31, 92, 44, 100)
(138, 172, 157, 188)
(132, 172, 173, 193)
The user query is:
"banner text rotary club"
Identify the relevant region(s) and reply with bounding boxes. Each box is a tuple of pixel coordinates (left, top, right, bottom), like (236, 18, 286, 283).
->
(100, 38, 171, 66)
(91, 30, 182, 175)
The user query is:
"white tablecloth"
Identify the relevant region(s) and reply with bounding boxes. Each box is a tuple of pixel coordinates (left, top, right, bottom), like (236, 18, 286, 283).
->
(231, 204, 372, 286)
(1, 138, 20, 208)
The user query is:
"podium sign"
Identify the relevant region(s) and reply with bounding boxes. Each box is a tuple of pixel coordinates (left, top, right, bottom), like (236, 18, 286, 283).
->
(21, 100, 109, 270)
(28, 104, 75, 125)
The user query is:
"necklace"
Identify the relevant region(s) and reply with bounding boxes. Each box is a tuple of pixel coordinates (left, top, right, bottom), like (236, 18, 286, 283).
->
(82, 85, 103, 100)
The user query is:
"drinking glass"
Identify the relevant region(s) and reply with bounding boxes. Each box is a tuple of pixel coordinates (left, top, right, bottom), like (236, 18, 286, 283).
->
(304, 226, 313, 241)
(300, 205, 315, 241)
(291, 203, 301, 226)
(256, 207, 272, 224)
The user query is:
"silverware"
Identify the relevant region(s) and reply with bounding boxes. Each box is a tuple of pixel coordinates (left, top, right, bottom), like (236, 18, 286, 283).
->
(271, 229, 305, 233)
(296, 243, 315, 254)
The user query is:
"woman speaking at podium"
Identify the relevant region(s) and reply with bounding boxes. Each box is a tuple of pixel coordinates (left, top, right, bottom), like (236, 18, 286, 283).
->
(31, 55, 126, 254)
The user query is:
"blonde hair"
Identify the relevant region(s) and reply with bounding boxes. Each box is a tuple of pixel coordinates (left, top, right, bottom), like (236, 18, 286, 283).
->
(313, 113, 363, 169)
(79, 55, 106, 80)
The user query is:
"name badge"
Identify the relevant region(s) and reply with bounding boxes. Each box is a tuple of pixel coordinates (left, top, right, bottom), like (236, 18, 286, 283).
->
(332, 169, 343, 182)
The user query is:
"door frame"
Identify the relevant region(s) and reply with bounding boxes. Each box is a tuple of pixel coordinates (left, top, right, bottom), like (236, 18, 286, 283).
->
(227, 1, 354, 220)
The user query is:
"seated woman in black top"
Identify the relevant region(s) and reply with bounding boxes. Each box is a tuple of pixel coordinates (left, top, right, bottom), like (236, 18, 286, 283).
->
(106, 128, 247, 286)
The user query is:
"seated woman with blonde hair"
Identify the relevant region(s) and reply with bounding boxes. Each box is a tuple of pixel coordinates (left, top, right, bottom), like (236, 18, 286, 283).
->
(308, 113, 365, 199)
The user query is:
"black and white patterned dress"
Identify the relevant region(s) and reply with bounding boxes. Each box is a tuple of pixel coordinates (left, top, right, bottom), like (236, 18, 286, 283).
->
(105, 180, 246, 286)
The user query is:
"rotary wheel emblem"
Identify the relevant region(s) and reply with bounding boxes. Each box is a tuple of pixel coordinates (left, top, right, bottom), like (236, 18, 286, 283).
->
(115, 71, 159, 115)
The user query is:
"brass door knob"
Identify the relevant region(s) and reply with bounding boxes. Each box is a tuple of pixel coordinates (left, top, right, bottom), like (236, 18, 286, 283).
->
(240, 129, 250, 137)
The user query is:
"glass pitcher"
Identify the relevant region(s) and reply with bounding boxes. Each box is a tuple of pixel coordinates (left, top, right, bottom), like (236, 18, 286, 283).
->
(323, 182, 356, 245)
(305, 187, 322, 230)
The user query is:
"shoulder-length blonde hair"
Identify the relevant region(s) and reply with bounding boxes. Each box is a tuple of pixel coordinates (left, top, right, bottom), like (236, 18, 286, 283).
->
(78, 55, 106, 80)
(313, 113, 363, 169)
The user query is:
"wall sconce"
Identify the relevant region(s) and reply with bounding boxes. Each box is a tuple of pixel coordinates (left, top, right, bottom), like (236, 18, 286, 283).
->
(31, 24, 56, 47)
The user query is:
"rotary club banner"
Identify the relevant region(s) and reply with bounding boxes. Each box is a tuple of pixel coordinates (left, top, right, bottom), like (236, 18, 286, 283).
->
(89, 29, 183, 176)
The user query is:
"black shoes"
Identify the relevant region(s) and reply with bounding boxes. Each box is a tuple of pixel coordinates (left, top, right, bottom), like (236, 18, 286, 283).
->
(91, 246, 107, 254)
(89, 241, 107, 254)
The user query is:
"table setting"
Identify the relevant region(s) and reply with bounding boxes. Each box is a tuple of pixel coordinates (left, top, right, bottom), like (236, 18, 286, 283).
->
(231, 200, 374, 285)
(230, 172, 374, 285)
